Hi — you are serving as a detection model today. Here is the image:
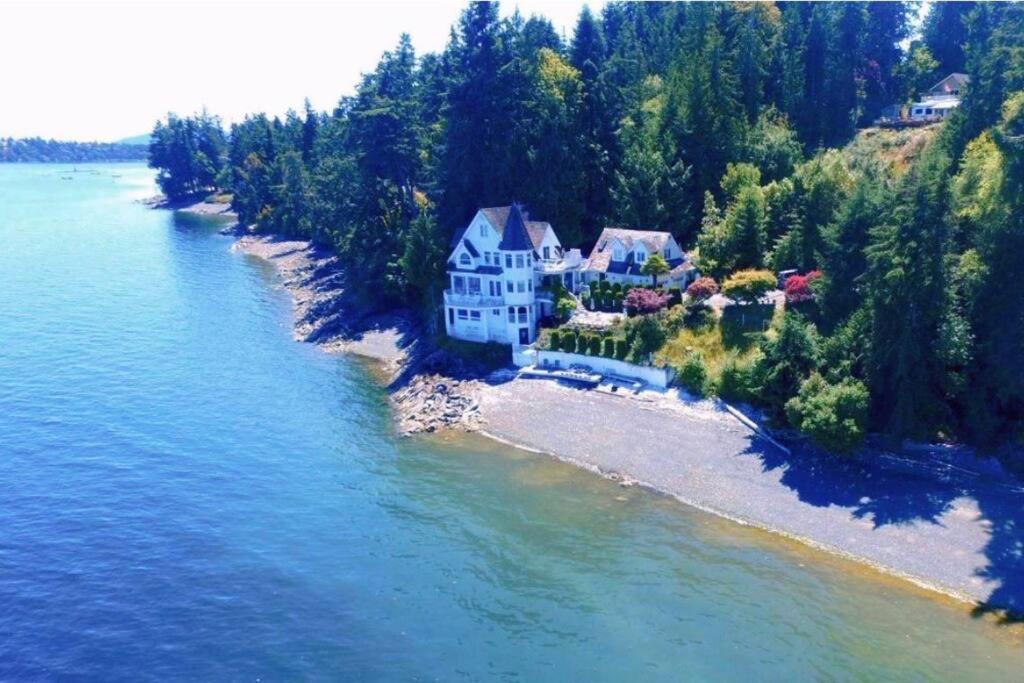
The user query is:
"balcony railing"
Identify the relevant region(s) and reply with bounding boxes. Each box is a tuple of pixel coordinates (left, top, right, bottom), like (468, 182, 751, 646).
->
(444, 289, 504, 308)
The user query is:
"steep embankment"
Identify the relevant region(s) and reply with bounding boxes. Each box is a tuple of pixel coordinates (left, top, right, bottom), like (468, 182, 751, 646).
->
(841, 124, 942, 175)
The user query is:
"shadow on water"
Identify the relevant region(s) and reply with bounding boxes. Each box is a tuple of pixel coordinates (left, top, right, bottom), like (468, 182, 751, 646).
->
(738, 434, 1024, 623)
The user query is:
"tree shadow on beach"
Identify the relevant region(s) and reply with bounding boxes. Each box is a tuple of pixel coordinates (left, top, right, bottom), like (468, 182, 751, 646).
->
(738, 436, 1024, 623)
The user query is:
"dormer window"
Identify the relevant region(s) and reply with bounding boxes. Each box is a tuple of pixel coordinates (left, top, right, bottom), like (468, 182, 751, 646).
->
(612, 247, 624, 262)
(636, 251, 646, 263)
(663, 248, 672, 259)
(459, 253, 471, 266)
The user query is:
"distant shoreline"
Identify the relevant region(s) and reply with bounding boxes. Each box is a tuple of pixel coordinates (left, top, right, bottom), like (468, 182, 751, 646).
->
(164, 197, 1024, 623)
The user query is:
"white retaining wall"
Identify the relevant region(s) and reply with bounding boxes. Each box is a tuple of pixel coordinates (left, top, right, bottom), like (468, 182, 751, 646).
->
(533, 350, 674, 388)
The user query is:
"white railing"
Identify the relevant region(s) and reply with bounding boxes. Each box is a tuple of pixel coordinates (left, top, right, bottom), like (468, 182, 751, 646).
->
(443, 290, 504, 308)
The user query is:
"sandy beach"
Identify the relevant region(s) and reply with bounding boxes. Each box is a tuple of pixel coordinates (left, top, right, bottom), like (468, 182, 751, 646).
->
(221, 223, 1023, 618)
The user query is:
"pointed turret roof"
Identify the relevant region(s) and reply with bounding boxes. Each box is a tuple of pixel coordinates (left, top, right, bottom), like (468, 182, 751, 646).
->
(498, 202, 533, 251)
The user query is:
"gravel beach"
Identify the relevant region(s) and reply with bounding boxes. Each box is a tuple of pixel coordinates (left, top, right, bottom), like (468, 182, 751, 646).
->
(221, 222, 1024, 617)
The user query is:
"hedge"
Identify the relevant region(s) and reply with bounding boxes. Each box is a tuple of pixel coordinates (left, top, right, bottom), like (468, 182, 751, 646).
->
(602, 337, 615, 358)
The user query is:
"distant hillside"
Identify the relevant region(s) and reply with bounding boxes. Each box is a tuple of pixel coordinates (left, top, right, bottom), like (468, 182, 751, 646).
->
(0, 137, 148, 163)
(117, 133, 151, 146)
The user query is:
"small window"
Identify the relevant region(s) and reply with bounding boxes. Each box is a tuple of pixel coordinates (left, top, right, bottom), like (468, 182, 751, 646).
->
(470, 311, 481, 321)
(505, 254, 512, 268)
(484, 252, 491, 265)
(636, 251, 646, 263)
(459, 253, 471, 266)
(516, 254, 524, 268)
(506, 281, 513, 293)
(507, 306, 515, 322)
(526, 254, 531, 266)
(452, 275, 465, 292)
(480, 224, 487, 237)
(518, 306, 528, 323)
(528, 280, 533, 292)
(663, 248, 671, 259)
(457, 309, 468, 320)
(517, 281, 526, 293)
(543, 246, 550, 260)
(612, 248, 624, 261)
(493, 308, 501, 316)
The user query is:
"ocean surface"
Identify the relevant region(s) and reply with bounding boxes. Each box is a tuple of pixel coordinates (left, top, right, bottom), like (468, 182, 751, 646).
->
(1, 163, 1022, 681)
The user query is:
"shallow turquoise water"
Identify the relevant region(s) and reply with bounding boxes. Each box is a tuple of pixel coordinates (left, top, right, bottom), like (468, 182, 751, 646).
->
(1, 163, 1022, 680)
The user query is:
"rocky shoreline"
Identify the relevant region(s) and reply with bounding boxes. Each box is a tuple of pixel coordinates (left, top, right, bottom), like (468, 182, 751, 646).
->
(229, 232, 486, 435)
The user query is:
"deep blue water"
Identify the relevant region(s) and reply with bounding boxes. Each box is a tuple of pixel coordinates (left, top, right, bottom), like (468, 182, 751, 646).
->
(1, 163, 1022, 681)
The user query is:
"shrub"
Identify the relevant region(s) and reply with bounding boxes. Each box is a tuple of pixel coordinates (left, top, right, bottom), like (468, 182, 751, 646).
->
(602, 337, 615, 358)
(612, 297, 623, 311)
(676, 352, 709, 397)
(611, 282, 622, 295)
(667, 286, 683, 307)
(549, 331, 561, 351)
(624, 288, 671, 315)
(615, 338, 629, 360)
(716, 353, 754, 402)
(625, 314, 668, 363)
(722, 269, 776, 305)
(555, 298, 576, 322)
(785, 373, 869, 454)
(600, 280, 611, 293)
(662, 305, 687, 335)
(784, 270, 823, 304)
(686, 276, 719, 302)
(581, 290, 591, 308)
(561, 330, 578, 353)
(588, 335, 602, 355)
(573, 333, 588, 354)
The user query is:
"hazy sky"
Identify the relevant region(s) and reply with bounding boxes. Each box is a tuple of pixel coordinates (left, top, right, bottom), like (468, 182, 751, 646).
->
(1, 0, 604, 142)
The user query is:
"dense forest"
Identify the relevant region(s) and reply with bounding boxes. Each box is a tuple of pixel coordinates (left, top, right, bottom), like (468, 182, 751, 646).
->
(149, 1, 1024, 452)
(1, 137, 147, 162)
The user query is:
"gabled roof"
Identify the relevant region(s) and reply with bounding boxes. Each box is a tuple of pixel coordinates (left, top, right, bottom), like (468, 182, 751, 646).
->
(586, 227, 690, 276)
(461, 238, 479, 257)
(592, 227, 674, 255)
(449, 204, 551, 251)
(525, 221, 551, 251)
(928, 72, 970, 94)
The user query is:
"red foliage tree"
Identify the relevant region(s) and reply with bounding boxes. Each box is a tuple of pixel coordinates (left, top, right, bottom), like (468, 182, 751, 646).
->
(785, 270, 822, 304)
(624, 287, 671, 314)
(686, 276, 719, 302)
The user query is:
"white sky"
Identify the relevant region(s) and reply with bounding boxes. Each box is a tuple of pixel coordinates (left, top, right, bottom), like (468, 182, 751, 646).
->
(0, 0, 603, 142)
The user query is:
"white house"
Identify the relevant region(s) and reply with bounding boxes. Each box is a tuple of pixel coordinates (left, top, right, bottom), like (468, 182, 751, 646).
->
(583, 227, 697, 287)
(444, 204, 583, 346)
(910, 73, 969, 120)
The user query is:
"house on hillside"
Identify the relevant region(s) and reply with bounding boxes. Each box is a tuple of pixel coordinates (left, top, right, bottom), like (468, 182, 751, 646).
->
(582, 227, 697, 288)
(910, 72, 969, 121)
(444, 204, 583, 346)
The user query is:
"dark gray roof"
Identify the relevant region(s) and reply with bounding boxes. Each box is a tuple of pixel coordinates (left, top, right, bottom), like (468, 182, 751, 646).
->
(498, 203, 533, 251)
